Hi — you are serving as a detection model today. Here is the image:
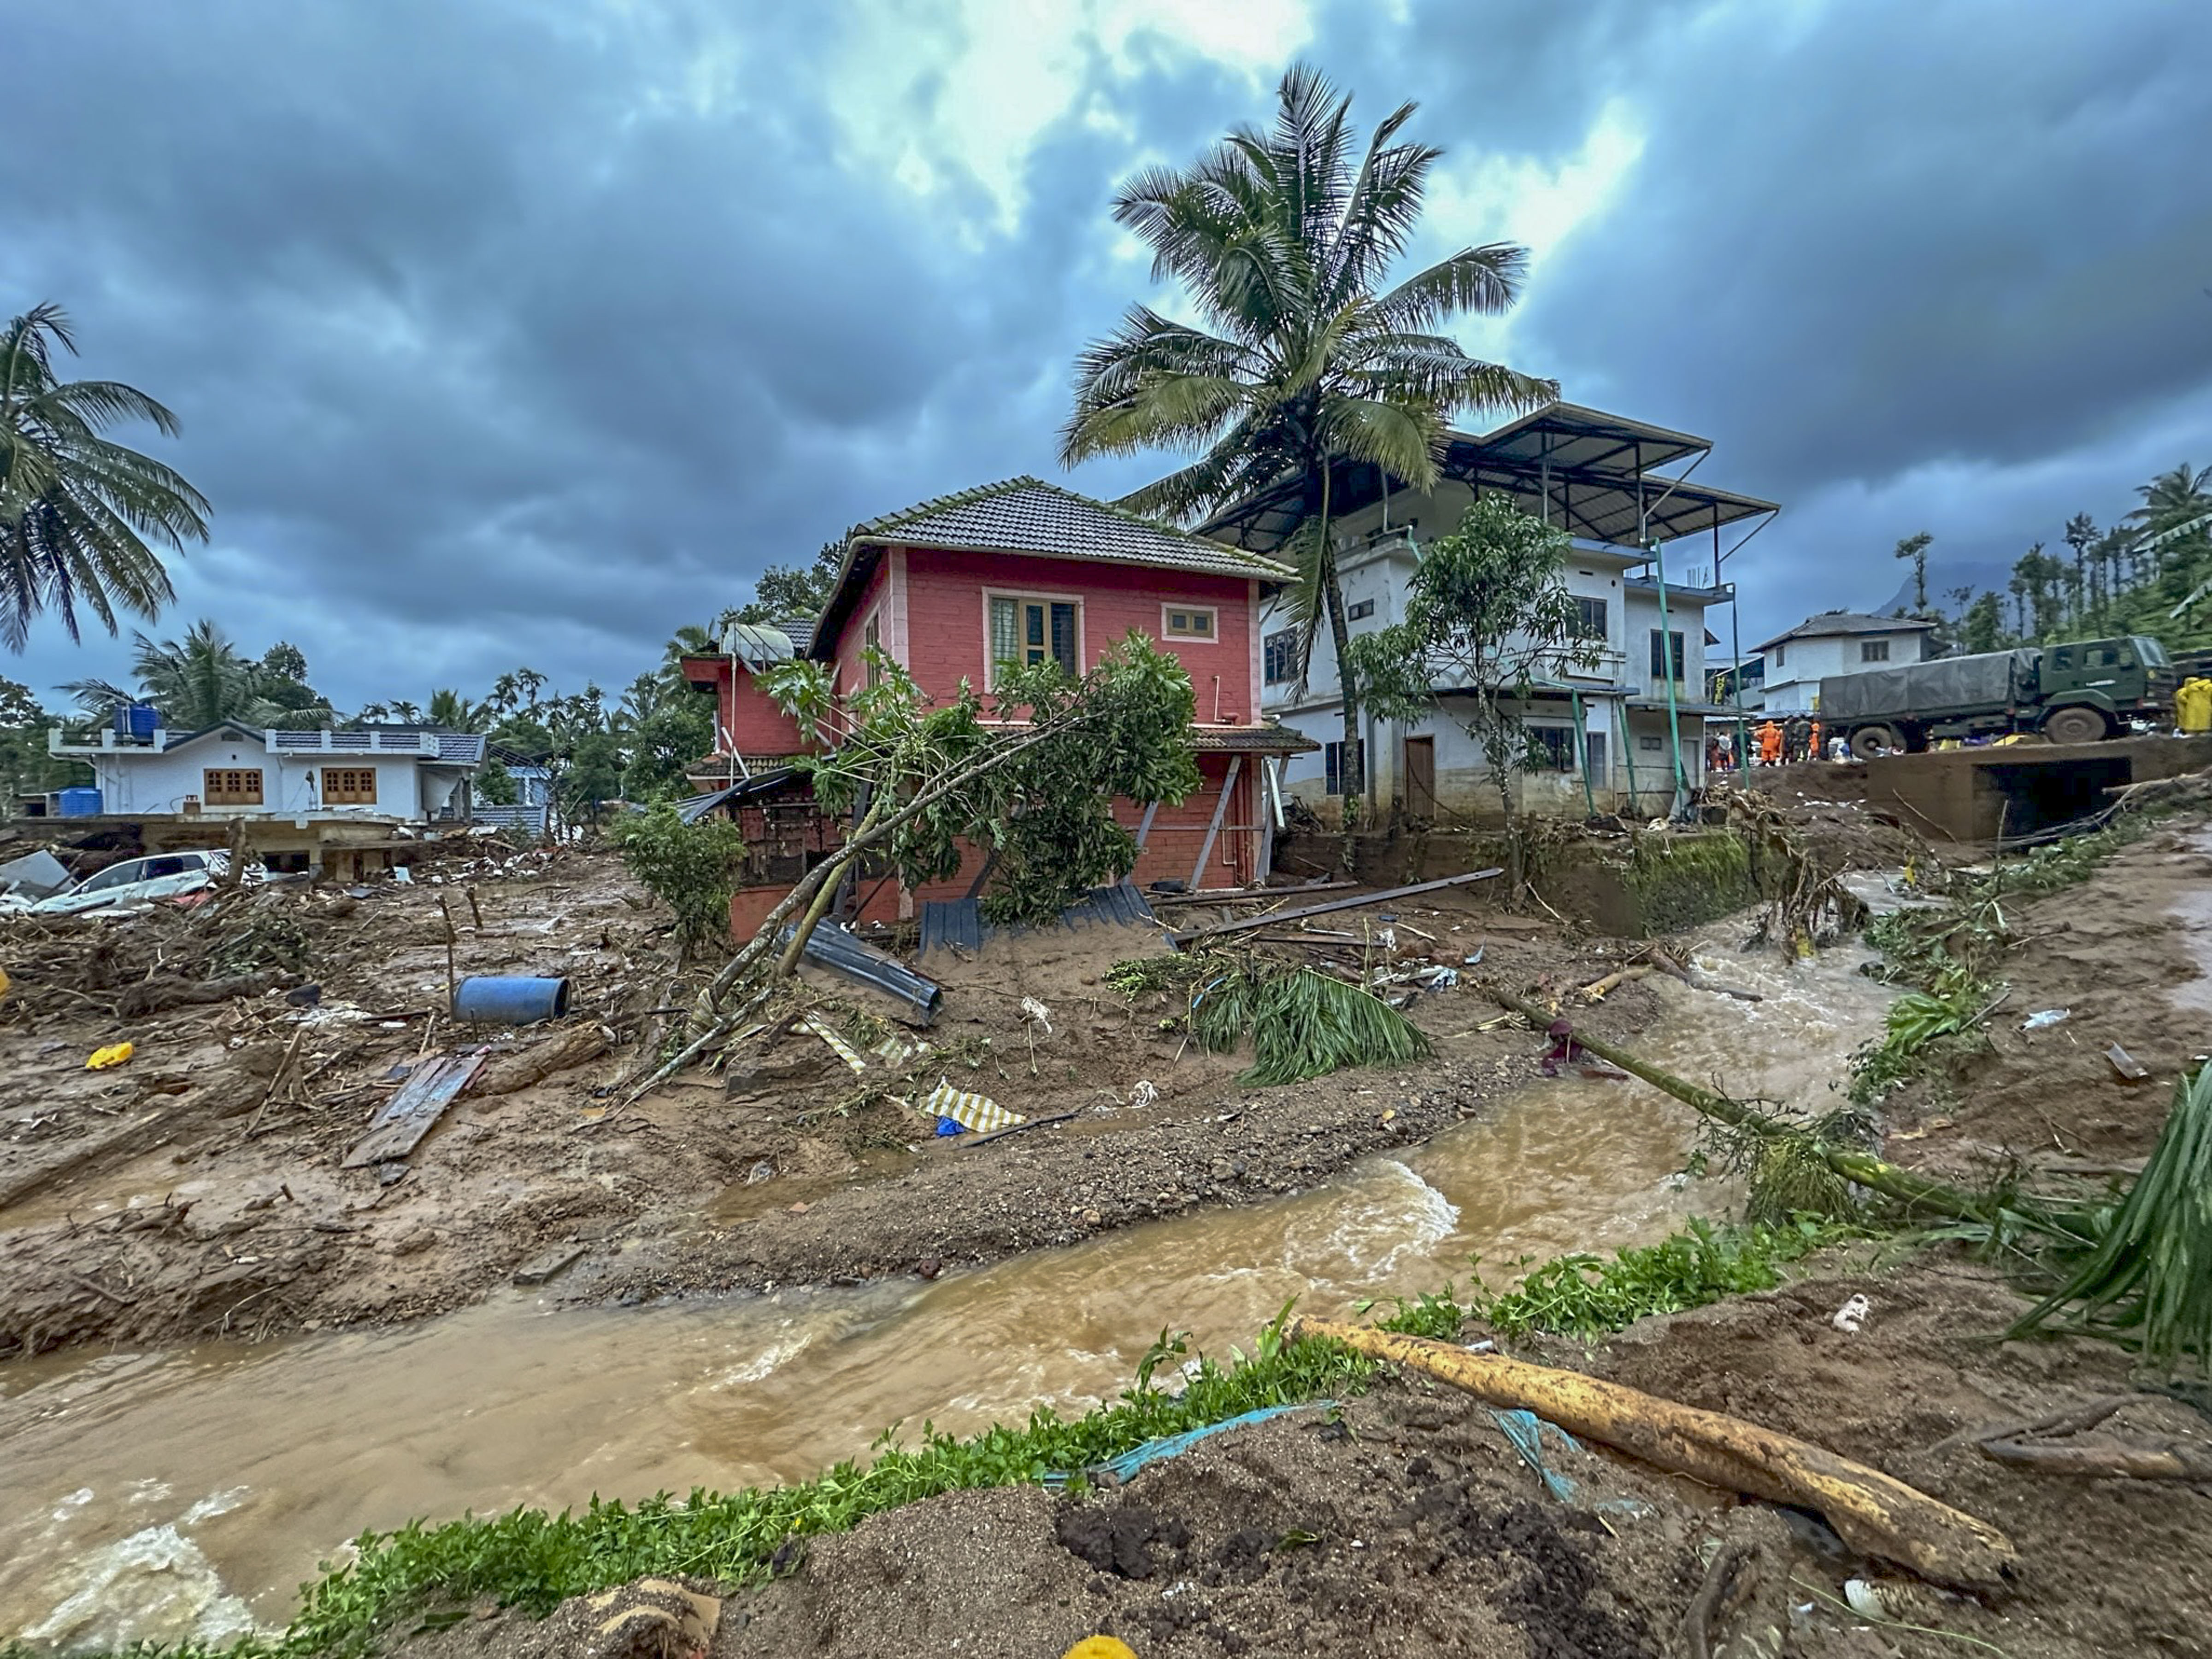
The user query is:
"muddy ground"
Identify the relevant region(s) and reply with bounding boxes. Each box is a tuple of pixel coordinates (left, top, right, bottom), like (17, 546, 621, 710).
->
(400, 808, 2212, 1659)
(0, 850, 1656, 1359)
(409, 1260, 2211, 1659)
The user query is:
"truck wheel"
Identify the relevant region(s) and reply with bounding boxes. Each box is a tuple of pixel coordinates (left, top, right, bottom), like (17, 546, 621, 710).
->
(2042, 706, 2109, 746)
(1849, 724, 1901, 760)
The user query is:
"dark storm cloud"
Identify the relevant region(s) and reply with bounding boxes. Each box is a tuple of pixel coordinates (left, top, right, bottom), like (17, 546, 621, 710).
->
(4, 0, 2207, 705)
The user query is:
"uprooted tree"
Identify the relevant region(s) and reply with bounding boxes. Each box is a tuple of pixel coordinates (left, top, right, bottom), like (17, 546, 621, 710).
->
(1345, 496, 1597, 888)
(627, 633, 1202, 1094)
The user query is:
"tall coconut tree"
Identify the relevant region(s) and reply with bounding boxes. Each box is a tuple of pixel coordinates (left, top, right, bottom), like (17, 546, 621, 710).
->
(61, 618, 318, 730)
(1060, 64, 1555, 834)
(0, 303, 207, 650)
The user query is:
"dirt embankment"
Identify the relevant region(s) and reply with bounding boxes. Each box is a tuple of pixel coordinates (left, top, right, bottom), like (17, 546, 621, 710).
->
(406, 811, 2212, 1659)
(0, 858, 1652, 1359)
(1877, 820, 2212, 1186)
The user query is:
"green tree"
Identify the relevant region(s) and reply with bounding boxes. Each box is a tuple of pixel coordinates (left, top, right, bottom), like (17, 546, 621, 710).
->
(612, 804, 749, 960)
(2063, 512, 2098, 623)
(1059, 63, 1553, 841)
(427, 688, 492, 731)
(730, 542, 841, 629)
(61, 617, 331, 729)
(0, 673, 88, 798)
(1345, 497, 1594, 886)
(0, 303, 208, 649)
(475, 759, 520, 806)
(1892, 530, 1934, 615)
(1959, 590, 2006, 654)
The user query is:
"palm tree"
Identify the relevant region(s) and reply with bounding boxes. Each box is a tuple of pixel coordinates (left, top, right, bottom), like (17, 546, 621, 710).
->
(1060, 64, 1554, 833)
(658, 623, 718, 699)
(0, 303, 208, 650)
(2063, 512, 2098, 621)
(2125, 463, 2212, 587)
(61, 617, 308, 730)
(427, 688, 491, 731)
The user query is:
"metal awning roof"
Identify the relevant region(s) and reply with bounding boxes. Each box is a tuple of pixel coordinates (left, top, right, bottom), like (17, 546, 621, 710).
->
(1197, 401, 1777, 554)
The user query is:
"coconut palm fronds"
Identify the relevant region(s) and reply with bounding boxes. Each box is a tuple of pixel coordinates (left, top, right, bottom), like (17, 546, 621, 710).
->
(2010, 1062, 2212, 1370)
(1232, 965, 1431, 1087)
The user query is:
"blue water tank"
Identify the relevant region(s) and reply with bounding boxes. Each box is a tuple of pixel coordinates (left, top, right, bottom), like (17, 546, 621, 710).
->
(453, 975, 571, 1025)
(126, 703, 159, 741)
(56, 787, 104, 817)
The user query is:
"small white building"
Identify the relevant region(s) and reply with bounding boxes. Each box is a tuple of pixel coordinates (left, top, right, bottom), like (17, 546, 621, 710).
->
(1753, 613, 1939, 715)
(1198, 404, 1776, 822)
(47, 720, 488, 872)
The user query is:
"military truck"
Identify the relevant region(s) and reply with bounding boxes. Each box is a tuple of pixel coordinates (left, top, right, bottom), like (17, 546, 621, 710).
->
(1819, 635, 2175, 758)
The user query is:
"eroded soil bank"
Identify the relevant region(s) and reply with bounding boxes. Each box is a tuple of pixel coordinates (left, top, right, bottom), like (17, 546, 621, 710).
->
(406, 815, 2212, 1659)
(0, 867, 1648, 1359)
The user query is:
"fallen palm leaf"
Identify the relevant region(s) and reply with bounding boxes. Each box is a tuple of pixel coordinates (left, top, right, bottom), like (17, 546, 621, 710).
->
(1291, 1317, 2019, 1591)
(2008, 1062, 2212, 1370)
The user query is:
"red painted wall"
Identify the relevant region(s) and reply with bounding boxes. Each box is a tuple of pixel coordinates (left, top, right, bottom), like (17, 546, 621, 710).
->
(832, 559, 897, 698)
(680, 656, 809, 757)
(871, 546, 1259, 720)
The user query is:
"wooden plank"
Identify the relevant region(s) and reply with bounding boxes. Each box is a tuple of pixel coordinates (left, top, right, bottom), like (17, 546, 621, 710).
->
(1147, 880, 1359, 907)
(1132, 800, 1161, 851)
(1186, 756, 1242, 892)
(1170, 869, 1505, 945)
(341, 1053, 485, 1168)
(513, 1242, 586, 1285)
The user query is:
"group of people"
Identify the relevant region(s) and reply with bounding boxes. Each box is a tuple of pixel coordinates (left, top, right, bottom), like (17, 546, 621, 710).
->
(1706, 716, 1850, 774)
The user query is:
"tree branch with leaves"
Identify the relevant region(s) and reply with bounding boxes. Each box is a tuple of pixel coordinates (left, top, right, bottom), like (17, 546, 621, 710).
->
(1345, 497, 1596, 889)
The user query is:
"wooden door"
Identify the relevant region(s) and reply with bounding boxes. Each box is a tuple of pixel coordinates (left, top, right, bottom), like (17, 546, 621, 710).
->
(1403, 735, 1436, 816)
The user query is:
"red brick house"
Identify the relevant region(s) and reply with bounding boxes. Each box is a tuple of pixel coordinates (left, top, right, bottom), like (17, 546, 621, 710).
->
(681, 477, 1312, 931)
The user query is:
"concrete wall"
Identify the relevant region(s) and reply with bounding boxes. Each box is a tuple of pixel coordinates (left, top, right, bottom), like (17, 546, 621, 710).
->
(1759, 628, 1928, 713)
(86, 737, 429, 819)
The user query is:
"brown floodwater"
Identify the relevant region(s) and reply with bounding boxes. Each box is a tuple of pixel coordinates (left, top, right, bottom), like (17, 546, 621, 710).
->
(0, 923, 1892, 1652)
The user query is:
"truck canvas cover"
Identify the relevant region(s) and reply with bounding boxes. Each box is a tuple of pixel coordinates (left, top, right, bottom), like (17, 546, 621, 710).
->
(1820, 648, 2038, 721)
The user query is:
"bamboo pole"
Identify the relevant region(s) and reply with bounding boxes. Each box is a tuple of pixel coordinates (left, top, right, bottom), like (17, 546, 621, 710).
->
(1290, 1318, 2019, 1591)
(1487, 986, 1997, 1222)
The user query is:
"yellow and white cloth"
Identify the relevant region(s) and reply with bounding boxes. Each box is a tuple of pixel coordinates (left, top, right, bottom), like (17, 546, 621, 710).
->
(801, 1013, 869, 1075)
(924, 1077, 1026, 1135)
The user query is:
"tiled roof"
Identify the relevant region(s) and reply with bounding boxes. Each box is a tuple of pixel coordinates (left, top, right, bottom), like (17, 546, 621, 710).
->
(431, 733, 488, 765)
(848, 477, 1295, 581)
(1191, 724, 1321, 753)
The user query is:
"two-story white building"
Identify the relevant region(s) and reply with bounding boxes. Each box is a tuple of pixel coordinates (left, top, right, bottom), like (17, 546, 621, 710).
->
(1196, 404, 1777, 822)
(46, 720, 489, 875)
(1753, 612, 1939, 715)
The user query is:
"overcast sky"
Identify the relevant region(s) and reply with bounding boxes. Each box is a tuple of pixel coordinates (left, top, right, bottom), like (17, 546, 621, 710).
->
(6, 0, 2209, 707)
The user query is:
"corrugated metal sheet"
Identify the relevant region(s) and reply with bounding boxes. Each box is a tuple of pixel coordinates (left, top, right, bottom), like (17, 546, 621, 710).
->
(677, 766, 799, 824)
(919, 882, 1156, 957)
(796, 924, 943, 1024)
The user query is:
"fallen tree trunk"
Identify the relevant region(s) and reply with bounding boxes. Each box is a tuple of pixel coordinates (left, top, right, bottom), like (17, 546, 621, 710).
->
(1487, 986, 1998, 1224)
(472, 1024, 612, 1097)
(1291, 1317, 2019, 1591)
(0, 1106, 177, 1215)
(116, 971, 288, 1018)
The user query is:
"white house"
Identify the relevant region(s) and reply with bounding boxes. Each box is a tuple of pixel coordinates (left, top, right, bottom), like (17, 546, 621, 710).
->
(47, 720, 488, 872)
(1753, 612, 1939, 715)
(1199, 404, 1777, 822)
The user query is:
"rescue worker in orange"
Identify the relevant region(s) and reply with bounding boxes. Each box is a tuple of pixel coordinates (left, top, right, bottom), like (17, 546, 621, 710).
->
(1757, 719, 1784, 766)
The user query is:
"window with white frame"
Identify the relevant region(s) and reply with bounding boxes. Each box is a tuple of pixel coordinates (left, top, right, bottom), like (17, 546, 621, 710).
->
(861, 612, 882, 687)
(988, 594, 1079, 681)
(1860, 639, 1889, 663)
(1263, 629, 1299, 684)
(1573, 596, 1608, 639)
(1324, 739, 1364, 796)
(1347, 598, 1374, 621)
(1162, 605, 1216, 641)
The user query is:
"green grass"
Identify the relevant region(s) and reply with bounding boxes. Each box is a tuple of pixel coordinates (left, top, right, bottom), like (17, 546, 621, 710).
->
(11, 1311, 1376, 1659)
(1371, 1218, 1841, 1345)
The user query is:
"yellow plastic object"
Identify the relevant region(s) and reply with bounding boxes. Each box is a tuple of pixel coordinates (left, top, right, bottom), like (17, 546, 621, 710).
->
(2177, 677, 2212, 735)
(0, 965, 9, 1001)
(86, 1041, 135, 1070)
(1063, 1641, 1139, 1659)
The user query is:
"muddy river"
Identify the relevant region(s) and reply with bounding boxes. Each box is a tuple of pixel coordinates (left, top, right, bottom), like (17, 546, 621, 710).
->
(0, 926, 1891, 1651)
